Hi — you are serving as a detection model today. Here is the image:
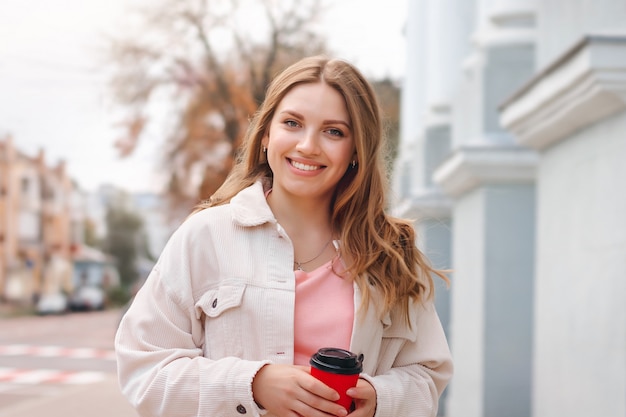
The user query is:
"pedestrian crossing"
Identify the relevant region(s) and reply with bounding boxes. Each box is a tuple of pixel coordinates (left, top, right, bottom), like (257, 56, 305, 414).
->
(0, 367, 106, 385)
(0, 344, 114, 386)
(0, 344, 116, 361)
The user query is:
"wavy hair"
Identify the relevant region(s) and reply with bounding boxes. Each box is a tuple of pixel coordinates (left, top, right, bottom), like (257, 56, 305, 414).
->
(195, 56, 448, 324)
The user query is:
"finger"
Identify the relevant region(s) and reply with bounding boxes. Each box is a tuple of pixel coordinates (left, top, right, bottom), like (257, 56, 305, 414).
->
(345, 397, 375, 417)
(300, 374, 341, 402)
(346, 381, 376, 417)
(296, 383, 347, 417)
(294, 374, 353, 416)
(346, 386, 367, 400)
(347, 379, 375, 400)
(293, 396, 348, 417)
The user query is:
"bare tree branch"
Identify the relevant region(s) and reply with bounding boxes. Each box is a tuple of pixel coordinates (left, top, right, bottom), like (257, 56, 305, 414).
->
(105, 0, 331, 211)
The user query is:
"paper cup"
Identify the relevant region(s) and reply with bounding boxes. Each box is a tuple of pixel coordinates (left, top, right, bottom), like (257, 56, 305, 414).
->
(310, 347, 364, 411)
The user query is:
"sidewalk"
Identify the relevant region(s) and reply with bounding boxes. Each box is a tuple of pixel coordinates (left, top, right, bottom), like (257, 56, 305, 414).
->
(0, 301, 35, 319)
(1, 375, 138, 417)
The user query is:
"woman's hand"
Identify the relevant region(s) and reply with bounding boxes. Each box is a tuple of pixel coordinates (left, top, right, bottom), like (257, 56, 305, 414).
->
(346, 379, 377, 417)
(252, 364, 348, 417)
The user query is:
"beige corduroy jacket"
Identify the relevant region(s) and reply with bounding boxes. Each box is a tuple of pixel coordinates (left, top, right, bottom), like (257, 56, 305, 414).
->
(115, 181, 453, 417)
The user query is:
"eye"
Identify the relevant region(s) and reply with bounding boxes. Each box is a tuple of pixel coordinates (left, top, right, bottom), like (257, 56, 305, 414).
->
(326, 128, 344, 137)
(284, 119, 299, 128)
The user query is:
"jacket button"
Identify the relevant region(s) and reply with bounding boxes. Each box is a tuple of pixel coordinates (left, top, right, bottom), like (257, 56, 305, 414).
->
(212, 298, 218, 308)
(236, 404, 247, 414)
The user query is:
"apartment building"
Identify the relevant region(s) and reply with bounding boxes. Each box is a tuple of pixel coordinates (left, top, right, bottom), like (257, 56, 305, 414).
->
(0, 135, 75, 304)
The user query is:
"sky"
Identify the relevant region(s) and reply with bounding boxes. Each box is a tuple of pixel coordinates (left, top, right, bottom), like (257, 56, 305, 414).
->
(0, 0, 407, 193)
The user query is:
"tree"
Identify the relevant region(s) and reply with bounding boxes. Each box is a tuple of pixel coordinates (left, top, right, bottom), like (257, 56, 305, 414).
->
(83, 218, 100, 248)
(102, 202, 147, 289)
(107, 0, 328, 215)
(371, 78, 401, 177)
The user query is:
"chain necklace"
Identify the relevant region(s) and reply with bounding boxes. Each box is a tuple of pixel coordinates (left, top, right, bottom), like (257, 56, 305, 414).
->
(294, 238, 333, 271)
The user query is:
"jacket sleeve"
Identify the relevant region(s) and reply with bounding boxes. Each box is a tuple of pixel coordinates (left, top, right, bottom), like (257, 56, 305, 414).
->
(360, 301, 453, 417)
(114, 221, 270, 417)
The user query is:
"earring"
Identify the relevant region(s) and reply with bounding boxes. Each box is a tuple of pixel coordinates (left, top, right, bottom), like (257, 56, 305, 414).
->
(262, 146, 267, 153)
(351, 160, 357, 168)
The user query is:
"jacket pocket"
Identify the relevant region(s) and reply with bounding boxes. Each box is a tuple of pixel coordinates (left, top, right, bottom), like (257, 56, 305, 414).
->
(375, 312, 418, 374)
(380, 305, 419, 342)
(196, 284, 246, 358)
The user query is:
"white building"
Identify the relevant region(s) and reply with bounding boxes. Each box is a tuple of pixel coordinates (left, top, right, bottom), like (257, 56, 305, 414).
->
(131, 192, 175, 262)
(397, 1, 625, 416)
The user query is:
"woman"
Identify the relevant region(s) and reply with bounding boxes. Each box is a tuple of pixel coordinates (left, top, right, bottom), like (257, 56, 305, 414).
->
(115, 55, 453, 417)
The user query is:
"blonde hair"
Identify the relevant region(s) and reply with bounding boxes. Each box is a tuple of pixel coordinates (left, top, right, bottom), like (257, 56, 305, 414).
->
(195, 56, 448, 323)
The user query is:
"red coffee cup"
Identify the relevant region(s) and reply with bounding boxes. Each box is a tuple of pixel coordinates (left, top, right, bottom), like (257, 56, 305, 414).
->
(310, 347, 364, 411)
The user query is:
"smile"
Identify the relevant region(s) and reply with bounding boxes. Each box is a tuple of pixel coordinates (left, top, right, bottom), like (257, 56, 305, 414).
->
(290, 159, 323, 171)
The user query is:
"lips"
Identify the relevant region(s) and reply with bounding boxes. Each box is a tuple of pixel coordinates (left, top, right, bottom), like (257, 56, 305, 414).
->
(289, 159, 324, 171)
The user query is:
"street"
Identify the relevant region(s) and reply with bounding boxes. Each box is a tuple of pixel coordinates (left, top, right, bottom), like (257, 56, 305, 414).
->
(0, 308, 138, 417)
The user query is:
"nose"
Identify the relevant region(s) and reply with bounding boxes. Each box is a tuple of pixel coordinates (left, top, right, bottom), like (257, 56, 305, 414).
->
(295, 128, 320, 154)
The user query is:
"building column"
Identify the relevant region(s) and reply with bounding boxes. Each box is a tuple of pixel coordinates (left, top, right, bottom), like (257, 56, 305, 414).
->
(396, 0, 476, 414)
(435, 1, 538, 416)
(501, 33, 626, 417)
(394, 0, 428, 200)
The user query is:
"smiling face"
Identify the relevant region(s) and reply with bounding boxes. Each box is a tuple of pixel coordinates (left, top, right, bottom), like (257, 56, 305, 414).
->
(263, 82, 356, 206)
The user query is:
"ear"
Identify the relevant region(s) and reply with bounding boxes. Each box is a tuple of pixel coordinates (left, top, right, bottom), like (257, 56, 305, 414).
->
(261, 133, 269, 148)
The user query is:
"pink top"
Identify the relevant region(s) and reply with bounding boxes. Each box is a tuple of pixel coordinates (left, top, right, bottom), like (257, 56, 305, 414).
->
(293, 258, 354, 365)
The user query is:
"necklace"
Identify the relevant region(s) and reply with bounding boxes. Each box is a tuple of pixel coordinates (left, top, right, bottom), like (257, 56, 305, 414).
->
(294, 238, 332, 271)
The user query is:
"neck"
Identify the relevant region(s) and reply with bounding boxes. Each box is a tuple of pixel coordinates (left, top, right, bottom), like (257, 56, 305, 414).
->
(266, 189, 336, 272)
(266, 189, 333, 239)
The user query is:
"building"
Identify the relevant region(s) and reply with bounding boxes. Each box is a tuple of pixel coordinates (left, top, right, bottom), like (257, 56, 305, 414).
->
(131, 192, 175, 262)
(0, 135, 74, 304)
(396, 1, 625, 416)
(0, 137, 134, 308)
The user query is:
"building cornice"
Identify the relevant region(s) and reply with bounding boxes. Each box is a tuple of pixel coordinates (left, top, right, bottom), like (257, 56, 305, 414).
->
(393, 188, 453, 220)
(433, 146, 538, 198)
(500, 34, 626, 150)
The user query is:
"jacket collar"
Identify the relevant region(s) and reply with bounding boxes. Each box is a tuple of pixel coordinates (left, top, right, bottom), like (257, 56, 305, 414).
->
(230, 180, 277, 227)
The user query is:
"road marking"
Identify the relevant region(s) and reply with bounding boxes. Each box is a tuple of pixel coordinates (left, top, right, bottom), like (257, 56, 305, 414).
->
(0, 344, 116, 360)
(0, 367, 106, 384)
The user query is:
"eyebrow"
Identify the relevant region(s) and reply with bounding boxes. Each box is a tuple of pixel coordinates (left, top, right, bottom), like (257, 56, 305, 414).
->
(279, 110, 352, 129)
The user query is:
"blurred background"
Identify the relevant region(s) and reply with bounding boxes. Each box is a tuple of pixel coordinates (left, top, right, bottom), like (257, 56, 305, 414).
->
(0, 0, 624, 417)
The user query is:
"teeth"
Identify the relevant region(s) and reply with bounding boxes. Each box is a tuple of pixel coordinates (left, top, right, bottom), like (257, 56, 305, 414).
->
(291, 160, 320, 171)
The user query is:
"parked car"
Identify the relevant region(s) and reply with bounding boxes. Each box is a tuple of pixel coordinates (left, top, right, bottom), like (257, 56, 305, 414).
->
(68, 286, 106, 311)
(36, 292, 68, 315)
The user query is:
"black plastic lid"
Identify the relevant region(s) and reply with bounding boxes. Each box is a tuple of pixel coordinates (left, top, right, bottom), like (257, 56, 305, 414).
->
(310, 347, 364, 375)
